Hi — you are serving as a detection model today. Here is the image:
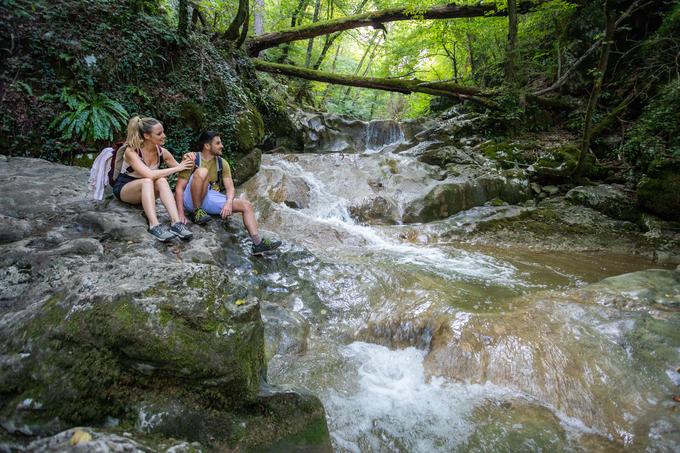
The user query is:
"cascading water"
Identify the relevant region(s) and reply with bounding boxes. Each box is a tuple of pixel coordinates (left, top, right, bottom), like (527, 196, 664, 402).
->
(240, 114, 680, 452)
(365, 119, 404, 152)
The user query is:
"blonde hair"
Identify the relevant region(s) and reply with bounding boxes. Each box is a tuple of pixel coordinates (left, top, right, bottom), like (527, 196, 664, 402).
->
(125, 116, 160, 150)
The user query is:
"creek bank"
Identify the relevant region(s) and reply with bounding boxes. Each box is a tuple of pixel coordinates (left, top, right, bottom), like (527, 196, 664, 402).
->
(0, 157, 332, 452)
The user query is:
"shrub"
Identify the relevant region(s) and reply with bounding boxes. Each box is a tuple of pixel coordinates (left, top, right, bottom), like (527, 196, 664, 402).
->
(621, 80, 680, 171)
(49, 87, 128, 145)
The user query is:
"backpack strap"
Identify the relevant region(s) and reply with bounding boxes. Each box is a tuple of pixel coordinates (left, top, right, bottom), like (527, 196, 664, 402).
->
(216, 157, 224, 192)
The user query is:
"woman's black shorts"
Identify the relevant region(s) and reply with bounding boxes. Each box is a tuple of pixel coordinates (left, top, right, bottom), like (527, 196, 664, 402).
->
(112, 174, 138, 200)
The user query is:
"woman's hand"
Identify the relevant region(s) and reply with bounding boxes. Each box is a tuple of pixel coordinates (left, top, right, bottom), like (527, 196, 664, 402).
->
(177, 158, 193, 172)
(183, 152, 196, 162)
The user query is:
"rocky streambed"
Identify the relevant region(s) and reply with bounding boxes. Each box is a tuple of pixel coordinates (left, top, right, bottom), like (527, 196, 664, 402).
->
(2, 108, 680, 452)
(0, 156, 331, 452)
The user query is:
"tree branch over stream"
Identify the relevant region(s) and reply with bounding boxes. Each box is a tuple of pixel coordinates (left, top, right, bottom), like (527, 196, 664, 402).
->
(252, 59, 571, 110)
(246, 0, 547, 55)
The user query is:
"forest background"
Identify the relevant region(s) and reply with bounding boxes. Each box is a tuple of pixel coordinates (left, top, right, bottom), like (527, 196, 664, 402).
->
(1, 0, 679, 193)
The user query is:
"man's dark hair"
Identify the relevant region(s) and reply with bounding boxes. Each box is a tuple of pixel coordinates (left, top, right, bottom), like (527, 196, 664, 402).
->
(196, 130, 220, 152)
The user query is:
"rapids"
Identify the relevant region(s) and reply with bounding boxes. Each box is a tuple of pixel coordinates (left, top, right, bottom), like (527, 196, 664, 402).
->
(238, 116, 680, 452)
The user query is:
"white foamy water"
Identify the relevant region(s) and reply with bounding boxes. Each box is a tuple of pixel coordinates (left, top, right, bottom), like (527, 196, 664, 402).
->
(324, 342, 513, 453)
(260, 156, 524, 286)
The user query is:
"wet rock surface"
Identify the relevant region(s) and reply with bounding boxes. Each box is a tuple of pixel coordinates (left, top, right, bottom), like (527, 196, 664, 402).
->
(422, 268, 680, 448)
(0, 157, 331, 451)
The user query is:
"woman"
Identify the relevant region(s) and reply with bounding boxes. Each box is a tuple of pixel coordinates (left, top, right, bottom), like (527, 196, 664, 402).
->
(113, 116, 194, 241)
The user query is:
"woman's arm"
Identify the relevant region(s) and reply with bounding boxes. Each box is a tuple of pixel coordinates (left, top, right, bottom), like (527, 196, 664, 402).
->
(162, 149, 196, 168)
(126, 148, 192, 180)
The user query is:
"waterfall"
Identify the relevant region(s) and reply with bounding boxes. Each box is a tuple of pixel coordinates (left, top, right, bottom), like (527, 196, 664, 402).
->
(365, 120, 404, 151)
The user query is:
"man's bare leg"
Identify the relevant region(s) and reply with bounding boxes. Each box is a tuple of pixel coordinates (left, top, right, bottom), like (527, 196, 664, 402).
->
(231, 198, 259, 237)
(190, 167, 210, 211)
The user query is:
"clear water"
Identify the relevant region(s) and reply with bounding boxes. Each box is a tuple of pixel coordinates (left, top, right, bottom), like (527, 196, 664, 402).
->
(240, 150, 679, 452)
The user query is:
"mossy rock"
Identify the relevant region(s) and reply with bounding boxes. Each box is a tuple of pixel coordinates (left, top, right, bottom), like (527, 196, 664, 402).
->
(637, 162, 680, 220)
(530, 145, 601, 180)
(234, 104, 265, 154)
(565, 184, 640, 222)
(481, 140, 532, 169)
(232, 148, 262, 186)
(2, 271, 265, 434)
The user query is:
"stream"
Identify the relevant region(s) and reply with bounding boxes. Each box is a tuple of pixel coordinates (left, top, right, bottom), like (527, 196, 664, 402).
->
(236, 116, 679, 452)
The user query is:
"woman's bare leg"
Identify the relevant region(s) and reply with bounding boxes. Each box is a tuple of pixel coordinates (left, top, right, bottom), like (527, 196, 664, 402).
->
(120, 178, 159, 226)
(231, 198, 259, 237)
(154, 178, 180, 223)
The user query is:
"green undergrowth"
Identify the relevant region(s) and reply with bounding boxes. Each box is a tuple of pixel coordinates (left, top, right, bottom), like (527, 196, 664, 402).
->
(0, 0, 287, 163)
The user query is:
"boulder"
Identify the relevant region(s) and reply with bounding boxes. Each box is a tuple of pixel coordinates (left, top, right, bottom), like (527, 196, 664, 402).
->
(232, 147, 262, 186)
(267, 173, 311, 209)
(403, 175, 528, 223)
(233, 104, 265, 154)
(417, 146, 480, 167)
(566, 184, 640, 222)
(637, 162, 680, 220)
(0, 157, 331, 451)
(349, 196, 400, 225)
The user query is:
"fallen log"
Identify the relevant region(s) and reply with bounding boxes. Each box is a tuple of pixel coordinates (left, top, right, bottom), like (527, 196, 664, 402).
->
(247, 1, 547, 55)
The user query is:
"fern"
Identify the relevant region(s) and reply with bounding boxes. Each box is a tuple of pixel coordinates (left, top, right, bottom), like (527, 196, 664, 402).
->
(50, 88, 129, 144)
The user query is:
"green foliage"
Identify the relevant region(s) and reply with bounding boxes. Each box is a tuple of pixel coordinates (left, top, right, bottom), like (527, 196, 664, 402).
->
(49, 87, 128, 144)
(622, 80, 680, 172)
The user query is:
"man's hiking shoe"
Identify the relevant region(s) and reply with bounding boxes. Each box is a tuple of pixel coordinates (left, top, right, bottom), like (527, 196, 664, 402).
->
(148, 224, 175, 242)
(170, 222, 193, 240)
(252, 238, 282, 256)
(192, 208, 212, 225)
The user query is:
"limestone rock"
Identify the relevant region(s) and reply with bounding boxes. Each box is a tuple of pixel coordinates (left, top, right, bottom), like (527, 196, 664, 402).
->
(566, 184, 640, 221)
(349, 196, 400, 225)
(0, 157, 331, 450)
(403, 175, 528, 223)
(234, 105, 265, 154)
(267, 173, 311, 209)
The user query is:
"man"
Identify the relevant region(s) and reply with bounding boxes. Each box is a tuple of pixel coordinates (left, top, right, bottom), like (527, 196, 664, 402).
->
(175, 130, 281, 255)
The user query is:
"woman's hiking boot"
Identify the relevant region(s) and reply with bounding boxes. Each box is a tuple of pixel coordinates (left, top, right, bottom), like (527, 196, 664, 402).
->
(148, 224, 175, 242)
(191, 208, 211, 225)
(252, 238, 282, 256)
(170, 222, 193, 240)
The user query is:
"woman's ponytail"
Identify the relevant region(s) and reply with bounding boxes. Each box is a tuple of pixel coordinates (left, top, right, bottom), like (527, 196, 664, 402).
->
(125, 115, 160, 151)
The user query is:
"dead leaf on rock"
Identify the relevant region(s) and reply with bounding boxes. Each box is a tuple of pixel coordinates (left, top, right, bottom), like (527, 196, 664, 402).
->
(70, 429, 92, 445)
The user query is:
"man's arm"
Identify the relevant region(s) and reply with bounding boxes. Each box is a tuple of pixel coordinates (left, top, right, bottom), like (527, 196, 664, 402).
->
(220, 176, 236, 219)
(175, 177, 189, 224)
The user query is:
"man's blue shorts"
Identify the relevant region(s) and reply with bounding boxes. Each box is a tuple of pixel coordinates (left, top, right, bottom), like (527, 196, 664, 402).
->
(183, 175, 228, 215)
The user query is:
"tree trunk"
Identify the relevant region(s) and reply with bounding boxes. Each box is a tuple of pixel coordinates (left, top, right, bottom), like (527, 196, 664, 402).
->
(320, 44, 342, 103)
(278, 0, 311, 62)
(313, 32, 341, 70)
(574, 0, 615, 177)
(465, 25, 475, 76)
(305, 0, 322, 67)
(253, 59, 498, 107)
(246, 0, 547, 55)
(178, 0, 189, 37)
(253, 0, 265, 35)
(505, 0, 518, 84)
(235, 3, 250, 48)
(344, 31, 381, 97)
(225, 0, 249, 41)
(253, 59, 573, 111)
